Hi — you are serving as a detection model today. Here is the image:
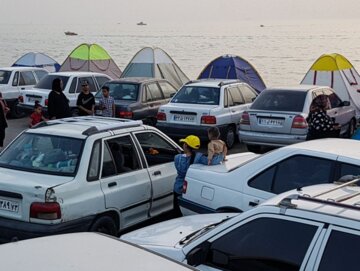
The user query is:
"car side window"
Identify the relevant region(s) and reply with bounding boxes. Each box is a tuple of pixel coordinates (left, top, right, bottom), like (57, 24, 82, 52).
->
(101, 143, 117, 178)
(327, 92, 342, 108)
(19, 71, 37, 86)
(204, 217, 318, 271)
(248, 166, 275, 192)
(272, 156, 333, 194)
(228, 87, 244, 105)
(69, 77, 78, 93)
(134, 132, 179, 167)
(12, 72, 19, 86)
(106, 135, 141, 174)
(34, 70, 47, 81)
(225, 89, 234, 107)
(95, 76, 110, 89)
(147, 83, 164, 101)
(159, 81, 177, 98)
(318, 229, 360, 271)
(239, 85, 257, 103)
(338, 162, 360, 179)
(87, 140, 101, 181)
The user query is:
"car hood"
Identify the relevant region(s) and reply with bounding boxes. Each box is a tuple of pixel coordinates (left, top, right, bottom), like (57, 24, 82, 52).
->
(121, 213, 237, 248)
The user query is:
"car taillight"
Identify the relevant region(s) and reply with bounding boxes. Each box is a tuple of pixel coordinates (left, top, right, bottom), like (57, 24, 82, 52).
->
(201, 115, 216, 124)
(45, 99, 48, 106)
(157, 112, 166, 121)
(30, 202, 61, 220)
(240, 111, 250, 125)
(182, 180, 188, 194)
(292, 115, 308, 129)
(18, 95, 24, 103)
(119, 111, 133, 119)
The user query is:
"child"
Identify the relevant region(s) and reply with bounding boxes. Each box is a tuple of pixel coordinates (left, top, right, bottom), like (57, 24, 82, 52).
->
(99, 86, 115, 118)
(29, 101, 47, 127)
(195, 127, 227, 165)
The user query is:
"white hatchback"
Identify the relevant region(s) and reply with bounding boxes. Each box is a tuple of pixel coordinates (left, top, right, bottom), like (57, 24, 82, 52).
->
(179, 138, 360, 215)
(156, 79, 258, 148)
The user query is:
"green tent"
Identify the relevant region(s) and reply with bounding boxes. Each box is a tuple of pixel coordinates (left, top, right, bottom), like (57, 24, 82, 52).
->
(60, 43, 121, 78)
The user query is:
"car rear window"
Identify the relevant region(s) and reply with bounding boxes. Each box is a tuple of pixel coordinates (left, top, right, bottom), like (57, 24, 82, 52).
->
(251, 90, 306, 112)
(0, 70, 11, 84)
(35, 75, 70, 90)
(0, 133, 83, 176)
(96, 83, 139, 101)
(171, 86, 220, 105)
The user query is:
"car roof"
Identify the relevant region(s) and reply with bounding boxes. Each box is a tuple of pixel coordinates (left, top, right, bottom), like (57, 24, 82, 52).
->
(107, 77, 169, 84)
(0, 232, 196, 271)
(185, 79, 244, 88)
(0, 67, 47, 71)
(281, 138, 360, 160)
(47, 71, 110, 77)
(263, 84, 328, 92)
(26, 116, 144, 139)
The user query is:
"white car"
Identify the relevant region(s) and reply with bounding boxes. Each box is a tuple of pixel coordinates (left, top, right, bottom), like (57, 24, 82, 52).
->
(0, 67, 48, 117)
(0, 232, 196, 271)
(179, 138, 360, 215)
(156, 79, 258, 148)
(0, 116, 181, 243)
(17, 71, 111, 116)
(122, 179, 360, 270)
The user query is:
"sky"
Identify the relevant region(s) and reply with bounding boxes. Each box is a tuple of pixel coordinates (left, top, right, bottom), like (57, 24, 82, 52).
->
(1, 0, 360, 25)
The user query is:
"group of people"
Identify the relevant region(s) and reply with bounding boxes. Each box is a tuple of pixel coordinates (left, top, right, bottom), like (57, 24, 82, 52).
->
(29, 78, 116, 128)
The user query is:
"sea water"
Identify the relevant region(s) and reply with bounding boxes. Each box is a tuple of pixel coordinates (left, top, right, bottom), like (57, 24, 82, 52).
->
(1, 19, 360, 87)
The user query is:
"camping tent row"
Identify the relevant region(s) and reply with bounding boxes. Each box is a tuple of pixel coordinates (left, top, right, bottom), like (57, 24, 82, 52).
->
(301, 53, 360, 118)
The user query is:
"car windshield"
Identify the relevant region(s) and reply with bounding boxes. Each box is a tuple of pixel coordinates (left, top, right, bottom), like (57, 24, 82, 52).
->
(95, 83, 139, 101)
(251, 90, 307, 112)
(171, 86, 220, 105)
(0, 133, 84, 176)
(0, 70, 11, 84)
(35, 75, 70, 90)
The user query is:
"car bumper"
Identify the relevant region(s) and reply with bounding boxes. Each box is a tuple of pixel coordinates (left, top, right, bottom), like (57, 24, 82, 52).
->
(0, 215, 95, 244)
(239, 130, 307, 147)
(156, 122, 228, 141)
(178, 196, 216, 215)
(17, 104, 49, 115)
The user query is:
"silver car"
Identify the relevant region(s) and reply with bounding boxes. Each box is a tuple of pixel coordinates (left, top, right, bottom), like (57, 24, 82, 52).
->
(239, 85, 357, 152)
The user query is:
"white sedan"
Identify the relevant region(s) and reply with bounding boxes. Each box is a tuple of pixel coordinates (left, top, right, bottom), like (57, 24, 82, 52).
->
(179, 138, 360, 215)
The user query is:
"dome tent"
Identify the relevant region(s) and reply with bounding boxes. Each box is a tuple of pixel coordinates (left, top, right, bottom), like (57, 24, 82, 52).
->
(198, 55, 266, 93)
(301, 53, 360, 118)
(12, 52, 60, 72)
(60, 43, 122, 79)
(121, 47, 189, 89)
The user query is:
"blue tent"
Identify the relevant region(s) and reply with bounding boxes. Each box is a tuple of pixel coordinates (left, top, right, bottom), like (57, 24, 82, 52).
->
(12, 52, 60, 72)
(198, 55, 266, 93)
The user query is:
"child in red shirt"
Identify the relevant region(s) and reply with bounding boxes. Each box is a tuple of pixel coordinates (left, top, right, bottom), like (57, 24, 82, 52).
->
(29, 101, 47, 127)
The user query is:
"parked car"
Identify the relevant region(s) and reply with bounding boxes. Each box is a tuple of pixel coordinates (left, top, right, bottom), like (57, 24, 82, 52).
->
(179, 138, 360, 215)
(0, 67, 48, 118)
(0, 116, 181, 243)
(94, 77, 177, 125)
(239, 85, 356, 152)
(122, 179, 360, 271)
(0, 232, 197, 271)
(156, 79, 258, 148)
(17, 72, 111, 116)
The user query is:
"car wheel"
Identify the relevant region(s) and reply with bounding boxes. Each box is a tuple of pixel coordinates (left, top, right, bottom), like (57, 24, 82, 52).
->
(224, 126, 236, 149)
(10, 100, 24, 119)
(346, 119, 356, 138)
(90, 215, 117, 236)
(246, 144, 261, 153)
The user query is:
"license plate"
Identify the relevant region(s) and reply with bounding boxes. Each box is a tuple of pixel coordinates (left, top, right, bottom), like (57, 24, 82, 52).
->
(0, 198, 19, 213)
(173, 115, 195, 122)
(258, 118, 284, 126)
(28, 97, 41, 103)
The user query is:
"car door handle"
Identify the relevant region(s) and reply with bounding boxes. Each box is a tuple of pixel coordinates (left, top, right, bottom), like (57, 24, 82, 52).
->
(108, 182, 117, 188)
(249, 200, 259, 207)
(21, 87, 25, 90)
(153, 170, 161, 176)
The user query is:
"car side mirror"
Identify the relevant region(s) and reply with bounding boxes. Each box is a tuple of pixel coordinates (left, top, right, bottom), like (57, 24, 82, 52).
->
(341, 101, 350, 106)
(186, 242, 210, 266)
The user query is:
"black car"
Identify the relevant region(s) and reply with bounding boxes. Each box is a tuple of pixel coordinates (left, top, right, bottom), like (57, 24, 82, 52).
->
(95, 77, 177, 125)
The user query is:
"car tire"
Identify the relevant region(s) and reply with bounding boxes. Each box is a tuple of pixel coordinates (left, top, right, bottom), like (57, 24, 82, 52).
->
(223, 125, 236, 149)
(10, 100, 24, 119)
(246, 144, 261, 153)
(89, 215, 118, 236)
(346, 119, 356, 138)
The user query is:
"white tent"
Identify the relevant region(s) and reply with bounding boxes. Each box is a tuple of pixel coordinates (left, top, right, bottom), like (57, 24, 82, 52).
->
(301, 53, 360, 117)
(121, 47, 189, 89)
(12, 52, 60, 72)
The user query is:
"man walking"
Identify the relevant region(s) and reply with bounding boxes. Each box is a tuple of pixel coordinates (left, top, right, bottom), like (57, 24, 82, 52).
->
(77, 80, 95, 116)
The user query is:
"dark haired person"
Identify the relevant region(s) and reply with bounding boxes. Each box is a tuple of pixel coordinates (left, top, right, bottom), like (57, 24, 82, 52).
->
(29, 101, 47, 127)
(48, 78, 71, 119)
(76, 80, 95, 116)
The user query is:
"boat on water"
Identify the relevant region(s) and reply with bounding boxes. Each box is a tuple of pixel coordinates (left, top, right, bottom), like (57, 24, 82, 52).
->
(137, 22, 147, 26)
(64, 31, 78, 36)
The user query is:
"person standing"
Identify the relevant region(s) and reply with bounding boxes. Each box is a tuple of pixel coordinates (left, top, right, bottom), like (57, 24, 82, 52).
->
(99, 86, 115, 118)
(173, 135, 200, 216)
(48, 78, 72, 119)
(0, 92, 9, 148)
(76, 80, 95, 116)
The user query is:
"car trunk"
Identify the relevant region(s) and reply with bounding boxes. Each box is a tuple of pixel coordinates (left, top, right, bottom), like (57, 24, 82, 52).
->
(21, 88, 50, 107)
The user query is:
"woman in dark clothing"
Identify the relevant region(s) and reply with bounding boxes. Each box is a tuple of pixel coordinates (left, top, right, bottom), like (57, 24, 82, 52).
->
(0, 92, 9, 148)
(48, 78, 71, 119)
(306, 94, 340, 140)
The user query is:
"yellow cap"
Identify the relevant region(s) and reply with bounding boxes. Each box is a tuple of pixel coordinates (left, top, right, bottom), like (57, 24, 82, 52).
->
(179, 135, 200, 149)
